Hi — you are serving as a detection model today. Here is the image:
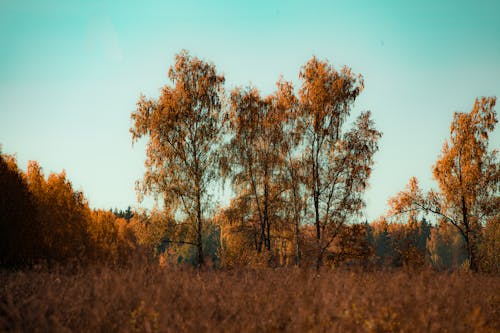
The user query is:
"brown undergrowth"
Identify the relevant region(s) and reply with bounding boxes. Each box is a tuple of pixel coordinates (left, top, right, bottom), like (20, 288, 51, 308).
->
(1, 264, 499, 332)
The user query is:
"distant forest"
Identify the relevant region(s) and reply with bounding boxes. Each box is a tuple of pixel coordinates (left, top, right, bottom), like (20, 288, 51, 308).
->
(1, 51, 498, 272)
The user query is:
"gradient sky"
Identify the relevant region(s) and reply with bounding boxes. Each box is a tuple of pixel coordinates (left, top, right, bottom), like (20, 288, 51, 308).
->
(1, 0, 499, 221)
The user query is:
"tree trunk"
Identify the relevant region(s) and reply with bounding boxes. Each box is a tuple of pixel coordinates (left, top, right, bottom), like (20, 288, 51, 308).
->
(263, 167, 271, 251)
(292, 184, 301, 266)
(461, 195, 477, 272)
(249, 166, 265, 253)
(467, 238, 478, 272)
(258, 224, 265, 253)
(313, 164, 322, 269)
(266, 221, 271, 251)
(294, 215, 301, 267)
(195, 179, 204, 267)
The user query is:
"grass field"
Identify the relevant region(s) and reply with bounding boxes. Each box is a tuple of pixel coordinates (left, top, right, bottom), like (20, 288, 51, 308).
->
(1, 264, 499, 332)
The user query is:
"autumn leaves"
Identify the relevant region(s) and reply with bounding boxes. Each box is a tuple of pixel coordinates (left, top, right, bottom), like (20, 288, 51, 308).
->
(0, 158, 136, 267)
(130, 51, 382, 267)
(389, 97, 498, 271)
(131, 51, 226, 266)
(130, 51, 498, 270)
(1, 50, 497, 271)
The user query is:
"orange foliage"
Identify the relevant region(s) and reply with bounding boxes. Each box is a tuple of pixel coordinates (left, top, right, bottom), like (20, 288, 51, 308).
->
(131, 50, 225, 266)
(0, 152, 138, 267)
(0, 153, 39, 266)
(25, 161, 91, 264)
(298, 57, 381, 267)
(389, 97, 498, 271)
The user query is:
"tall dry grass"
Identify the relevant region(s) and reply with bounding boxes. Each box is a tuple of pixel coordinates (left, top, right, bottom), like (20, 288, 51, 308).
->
(1, 264, 499, 332)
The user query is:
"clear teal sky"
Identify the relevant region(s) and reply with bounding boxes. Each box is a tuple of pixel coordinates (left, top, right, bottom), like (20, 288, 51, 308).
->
(1, 0, 499, 220)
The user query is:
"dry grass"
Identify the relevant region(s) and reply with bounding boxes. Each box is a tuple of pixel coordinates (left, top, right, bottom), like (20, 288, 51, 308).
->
(1, 264, 499, 332)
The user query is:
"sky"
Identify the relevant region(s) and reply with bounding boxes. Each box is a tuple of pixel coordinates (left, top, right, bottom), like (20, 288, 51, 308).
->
(1, 0, 499, 221)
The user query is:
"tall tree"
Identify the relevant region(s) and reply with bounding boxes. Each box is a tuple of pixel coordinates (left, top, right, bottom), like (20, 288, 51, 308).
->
(298, 57, 381, 268)
(222, 80, 294, 253)
(281, 155, 306, 266)
(280, 88, 305, 266)
(389, 97, 498, 271)
(130, 50, 225, 266)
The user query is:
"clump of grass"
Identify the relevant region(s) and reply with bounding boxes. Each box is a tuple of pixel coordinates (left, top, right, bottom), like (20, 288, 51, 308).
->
(1, 264, 499, 332)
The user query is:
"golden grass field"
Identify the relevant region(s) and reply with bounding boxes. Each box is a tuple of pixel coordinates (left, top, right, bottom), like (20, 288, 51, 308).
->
(1, 264, 499, 332)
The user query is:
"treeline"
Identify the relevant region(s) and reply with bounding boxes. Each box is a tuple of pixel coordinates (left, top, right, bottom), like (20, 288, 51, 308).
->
(217, 208, 499, 272)
(0, 155, 137, 267)
(1, 151, 495, 272)
(1, 50, 498, 272)
(0, 151, 222, 267)
(0, 151, 498, 271)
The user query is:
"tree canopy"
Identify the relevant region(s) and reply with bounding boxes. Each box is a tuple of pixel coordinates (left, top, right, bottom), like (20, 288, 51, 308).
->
(131, 50, 225, 266)
(389, 97, 498, 271)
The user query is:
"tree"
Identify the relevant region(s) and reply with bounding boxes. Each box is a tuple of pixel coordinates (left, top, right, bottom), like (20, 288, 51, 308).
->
(478, 216, 500, 273)
(25, 162, 91, 264)
(112, 206, 134, 222)
(129, 208, 175, 257)
(0, 152, 38, 267)
(222, 80, 294, 254)
(281, 156, 306, 266)
(331, 223, 373, 267)
(130, 50, 225, 266)
(387, 220, 427, 268)
(88, 209, 137, 265)
(279, 85, 305, 266)
(1, 150, 139, 266)
(215, 197, 263, 267)
(389, 97, 498, 271)
(426, 220, 467, 270)
(298, 57, 381, 268)
(370, 217, 395, 267)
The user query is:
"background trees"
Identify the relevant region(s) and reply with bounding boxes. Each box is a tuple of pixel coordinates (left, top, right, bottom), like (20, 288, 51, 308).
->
(88, 210, 137, 265)
(0, 150, 137, 267)
(478, 216, 500, 273)
(130, 50, 225, 266)
(26, 161, 91, 264)
(0, 153, 38, 266)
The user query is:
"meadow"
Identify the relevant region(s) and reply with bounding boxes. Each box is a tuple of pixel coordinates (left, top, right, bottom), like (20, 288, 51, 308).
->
(1, 264, 499, 332)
